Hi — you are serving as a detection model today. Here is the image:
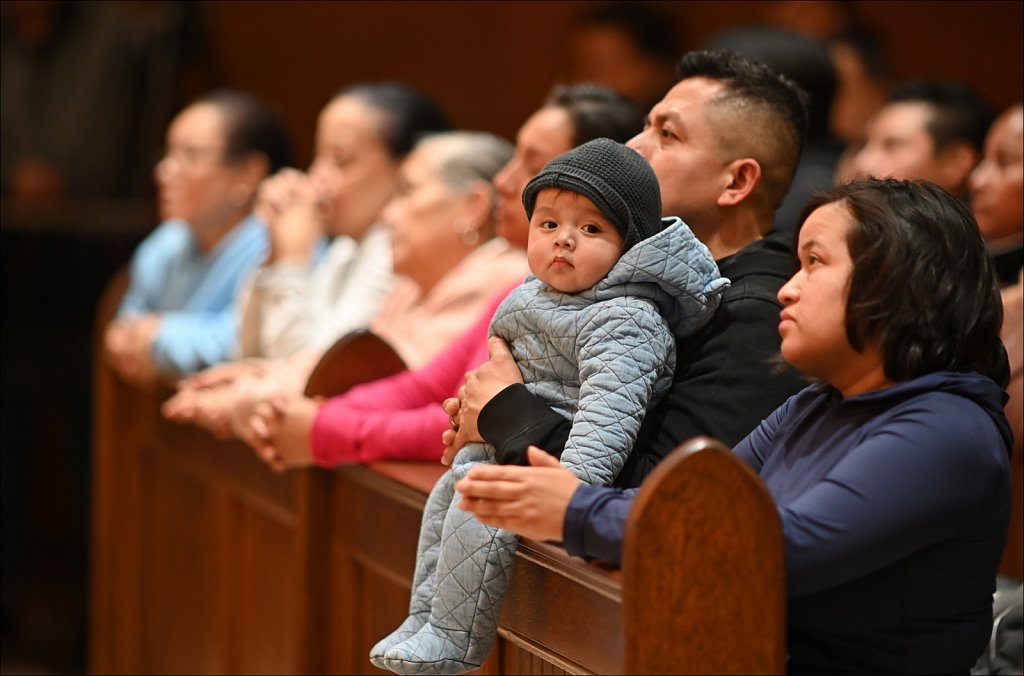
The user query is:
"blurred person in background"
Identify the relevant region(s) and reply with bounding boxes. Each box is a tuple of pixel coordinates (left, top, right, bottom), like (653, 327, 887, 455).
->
(163, 83, 458, 436)
(237, 84, 645, 473)
(566, 2, 679, 113)
(970, 103, 1023, 286)
(757, 0, 889, 147)
(970, 105, 1023, 550)
(103, 89, 292, 387)
(850, 79, 994, 197)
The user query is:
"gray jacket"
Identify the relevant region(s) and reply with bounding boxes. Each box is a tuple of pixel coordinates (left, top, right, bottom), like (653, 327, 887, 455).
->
(490, 217, 729, 485)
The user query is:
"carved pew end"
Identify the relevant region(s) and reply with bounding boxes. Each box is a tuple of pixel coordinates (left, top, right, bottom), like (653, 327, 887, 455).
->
(622, 436, 786, 675)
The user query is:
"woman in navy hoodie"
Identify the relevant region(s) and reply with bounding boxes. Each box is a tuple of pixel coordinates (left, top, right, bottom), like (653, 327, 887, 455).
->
(455, 178, 1013, 674)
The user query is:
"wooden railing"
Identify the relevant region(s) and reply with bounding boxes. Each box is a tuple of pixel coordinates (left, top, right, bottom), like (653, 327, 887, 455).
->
(89, 271, 789, 675)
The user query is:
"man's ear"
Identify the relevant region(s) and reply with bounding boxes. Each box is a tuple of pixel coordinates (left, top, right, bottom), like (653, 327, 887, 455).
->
(717, 157, 761, 207)
(936, 140, 980, 193)
(240, 152, 272, 190)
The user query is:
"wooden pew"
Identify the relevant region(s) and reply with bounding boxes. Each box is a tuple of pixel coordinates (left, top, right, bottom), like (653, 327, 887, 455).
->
(90, 272, 787, 674)
(90, 270, 333, 674)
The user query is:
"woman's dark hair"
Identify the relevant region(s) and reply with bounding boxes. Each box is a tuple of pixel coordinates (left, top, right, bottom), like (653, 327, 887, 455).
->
(797, 178, 1008, 386)
(199, 89, 293, 172)
(338, 82, 452, 159)
(544, 83, 644, 146)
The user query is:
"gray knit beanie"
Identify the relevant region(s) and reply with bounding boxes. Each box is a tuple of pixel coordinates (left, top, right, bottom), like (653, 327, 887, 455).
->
(522, 138, 663, 251)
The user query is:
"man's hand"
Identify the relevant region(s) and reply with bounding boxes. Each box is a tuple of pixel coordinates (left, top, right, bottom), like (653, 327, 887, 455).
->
(455, 446, 580, 541)
(104, 314, 161, 389)
(440, 336, 523, 465)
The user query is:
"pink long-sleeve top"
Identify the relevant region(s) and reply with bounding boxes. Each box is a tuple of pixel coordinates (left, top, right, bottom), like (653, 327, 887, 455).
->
(310, 283, 519, 466)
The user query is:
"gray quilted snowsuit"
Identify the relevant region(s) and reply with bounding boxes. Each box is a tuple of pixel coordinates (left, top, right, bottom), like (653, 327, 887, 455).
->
(374, 217, 729, 674)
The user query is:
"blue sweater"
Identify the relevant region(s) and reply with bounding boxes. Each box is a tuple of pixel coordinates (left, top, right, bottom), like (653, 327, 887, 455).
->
(118, 215, 267, 374)
(564, 371, 1012, 674)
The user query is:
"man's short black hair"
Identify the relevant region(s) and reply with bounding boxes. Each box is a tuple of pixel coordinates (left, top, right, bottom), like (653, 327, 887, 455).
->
(676, 50, 811, 212)
(888, 80, 995, 153)
(705, 26, 836, 142)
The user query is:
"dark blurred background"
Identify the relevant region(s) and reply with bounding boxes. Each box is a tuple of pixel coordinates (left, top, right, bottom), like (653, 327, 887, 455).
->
(1, 1, 1021, 673)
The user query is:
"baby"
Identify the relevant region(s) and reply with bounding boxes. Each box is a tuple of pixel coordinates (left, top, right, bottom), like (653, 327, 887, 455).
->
(373, 138, 729, 674)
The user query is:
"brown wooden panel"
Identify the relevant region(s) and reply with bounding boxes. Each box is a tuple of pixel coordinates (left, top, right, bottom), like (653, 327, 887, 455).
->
(496, 636, 574, 676)
(89, 268, 145, 674)
(328, 465, 432, 674)
(234, 507, 301, 674)
(137, 451, 223, 674)
(327, 463, 628, 675)
(91, 264, 331, 674)
(499, 542, 622, 675)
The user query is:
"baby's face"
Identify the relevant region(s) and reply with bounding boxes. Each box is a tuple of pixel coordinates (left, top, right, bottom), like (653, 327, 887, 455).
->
(527, 189, 624, 293)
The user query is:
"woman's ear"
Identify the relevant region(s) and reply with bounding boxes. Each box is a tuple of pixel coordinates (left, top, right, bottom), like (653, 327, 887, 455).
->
(717, 157, 762, 207)
(458, 181, 494, 232)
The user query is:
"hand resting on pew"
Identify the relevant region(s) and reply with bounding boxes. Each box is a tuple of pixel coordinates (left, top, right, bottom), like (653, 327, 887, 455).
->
(162, 359, 267, 437)
(104, 313, 162, 389)
(456, 445, 580, 542)
(162, 354, 310, 439)
(244, 393, 323, 472)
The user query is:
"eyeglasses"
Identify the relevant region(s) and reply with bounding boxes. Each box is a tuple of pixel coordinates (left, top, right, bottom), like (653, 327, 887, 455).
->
(155, 144, 229, 168)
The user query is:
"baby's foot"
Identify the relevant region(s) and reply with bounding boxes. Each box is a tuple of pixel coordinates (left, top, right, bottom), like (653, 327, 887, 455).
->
(368, 612, 429, 670)
(381, 622, 485, 675)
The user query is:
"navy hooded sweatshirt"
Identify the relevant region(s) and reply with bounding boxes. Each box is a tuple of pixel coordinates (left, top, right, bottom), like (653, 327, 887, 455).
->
(564, 371, 1012, 674)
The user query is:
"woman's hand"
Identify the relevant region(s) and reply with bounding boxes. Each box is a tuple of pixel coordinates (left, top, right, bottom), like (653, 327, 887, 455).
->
(174, 359, 266, 393)
(245, 394, 322, 473)
(440, 336, 524, 465)
(255, 169, 322, 264)
(455, 446, 580, 541)
(162, 361, 265, 429)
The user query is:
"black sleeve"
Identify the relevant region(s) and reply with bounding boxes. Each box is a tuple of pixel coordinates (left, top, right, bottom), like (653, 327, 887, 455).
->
(613, 290, 807, 488)
(478, 384, 571, 465)
(478, 276, 807, 480)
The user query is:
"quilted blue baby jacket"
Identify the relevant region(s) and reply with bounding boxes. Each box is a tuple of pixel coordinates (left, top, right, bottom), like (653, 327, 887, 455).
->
(490, 216, 729, 486)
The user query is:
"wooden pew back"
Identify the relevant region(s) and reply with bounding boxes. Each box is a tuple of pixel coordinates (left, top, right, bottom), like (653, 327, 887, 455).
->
(623, 437, 786, 674)
(91, 271, 789, 674)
